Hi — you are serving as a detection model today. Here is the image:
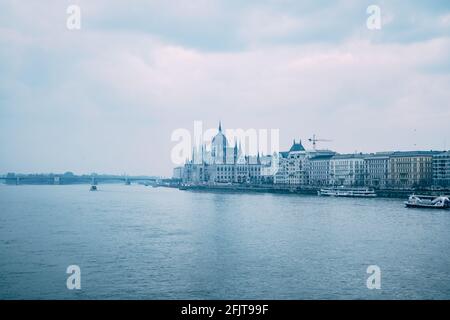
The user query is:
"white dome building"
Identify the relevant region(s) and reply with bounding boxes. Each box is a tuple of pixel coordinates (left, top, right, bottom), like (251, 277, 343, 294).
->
(211, 122, 228, 164)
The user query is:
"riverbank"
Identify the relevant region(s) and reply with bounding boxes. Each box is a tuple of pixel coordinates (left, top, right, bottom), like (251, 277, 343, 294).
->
(178, 184, 450, 199)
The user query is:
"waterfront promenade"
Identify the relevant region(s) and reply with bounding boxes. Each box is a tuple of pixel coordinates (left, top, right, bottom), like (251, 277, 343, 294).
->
(178, 183, 450, 199)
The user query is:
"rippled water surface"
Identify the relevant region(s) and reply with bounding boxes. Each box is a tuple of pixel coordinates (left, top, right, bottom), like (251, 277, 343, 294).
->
(1, 184, 449, 299)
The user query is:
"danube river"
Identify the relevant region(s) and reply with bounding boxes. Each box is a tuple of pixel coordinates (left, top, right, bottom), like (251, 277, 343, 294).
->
(0, 184, 449, 299)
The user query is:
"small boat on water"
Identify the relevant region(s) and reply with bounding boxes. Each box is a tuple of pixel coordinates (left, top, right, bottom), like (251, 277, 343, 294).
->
(90, 185, 97, 191)
(404, 195, 450, 209)
(318, 186, 376, 198)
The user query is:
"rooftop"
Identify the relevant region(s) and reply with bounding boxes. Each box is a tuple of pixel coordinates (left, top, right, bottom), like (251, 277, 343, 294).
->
(390, 150, 442, 157)
(289, 140, 305, 152)
(331, 153, 368, 159)
(309, 154, 334, 160)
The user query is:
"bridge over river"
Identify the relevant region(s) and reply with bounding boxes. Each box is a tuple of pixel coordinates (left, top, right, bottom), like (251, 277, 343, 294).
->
(0, 174, 172, 186)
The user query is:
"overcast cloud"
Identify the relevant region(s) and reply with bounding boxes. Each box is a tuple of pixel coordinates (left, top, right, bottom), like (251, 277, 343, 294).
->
(1, 0, 449, 176)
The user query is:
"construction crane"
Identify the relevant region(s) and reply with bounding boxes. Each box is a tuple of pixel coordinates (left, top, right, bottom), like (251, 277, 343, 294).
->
(308, 134, 332, 150)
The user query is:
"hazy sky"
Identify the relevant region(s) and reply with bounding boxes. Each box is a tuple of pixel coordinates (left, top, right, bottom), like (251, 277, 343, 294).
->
(1, 0, 449, 176)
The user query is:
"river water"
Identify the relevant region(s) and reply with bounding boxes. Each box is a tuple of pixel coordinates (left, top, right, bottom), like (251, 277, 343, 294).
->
(0, 184, 449, 299)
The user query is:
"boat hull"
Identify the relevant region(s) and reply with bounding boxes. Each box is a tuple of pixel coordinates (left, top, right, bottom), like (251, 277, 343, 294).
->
(405, 203, 449, 209)
(404, 195, 450, 209)
(319, 193, 376, 198)
(318, 188, 376, 198)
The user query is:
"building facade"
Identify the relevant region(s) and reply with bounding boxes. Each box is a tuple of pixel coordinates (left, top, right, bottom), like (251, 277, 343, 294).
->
(432, 151, 450, 187)
(172, 166, 184, 180)
(272, 140, 309, 185)
(182, 123, 261, 185)
(285, 140, 308, 185)
(329, 154, 366, 186)
(364, 153, 391, 189)
(387, 151, 439, 188)
(260, 154, 278, 184)
(274, 151, 289, 184)
(178, 124, 449, 190)
(308, 154, 334, 186)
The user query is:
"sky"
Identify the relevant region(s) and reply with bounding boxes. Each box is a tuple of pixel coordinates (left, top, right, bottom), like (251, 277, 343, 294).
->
(0, 0, 449, 176)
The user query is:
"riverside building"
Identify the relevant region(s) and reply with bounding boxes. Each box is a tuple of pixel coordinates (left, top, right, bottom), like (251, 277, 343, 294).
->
(387, 151, 440, 188)
(329, 153, 366, 186)
(432, 151, 450, 187)
(364, 153, 392, 189)
(179, 124, 448, 190)
(182, 123, 261, 185)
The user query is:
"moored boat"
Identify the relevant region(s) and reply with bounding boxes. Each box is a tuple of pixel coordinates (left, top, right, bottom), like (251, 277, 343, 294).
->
(318, 187, 376, 197)
(404, 195, 450, 209)
(90, 185, 97, 191)
(179, 184, 188, 190)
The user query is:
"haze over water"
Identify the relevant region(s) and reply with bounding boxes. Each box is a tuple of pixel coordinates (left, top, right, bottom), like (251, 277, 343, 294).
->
(0, 184, 449, 299)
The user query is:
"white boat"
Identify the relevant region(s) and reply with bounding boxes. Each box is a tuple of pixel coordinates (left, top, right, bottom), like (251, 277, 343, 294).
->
(405, 195, 450, 209)
(90, 185, 97, 191)
(318, 187, 376, 197)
